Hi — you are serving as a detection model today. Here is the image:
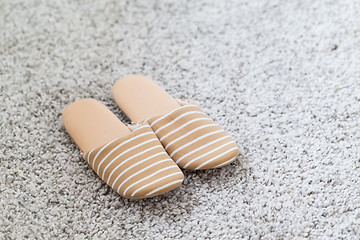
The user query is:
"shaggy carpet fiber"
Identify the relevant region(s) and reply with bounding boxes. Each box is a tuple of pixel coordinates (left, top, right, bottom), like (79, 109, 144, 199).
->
(1, 0, 360, 239)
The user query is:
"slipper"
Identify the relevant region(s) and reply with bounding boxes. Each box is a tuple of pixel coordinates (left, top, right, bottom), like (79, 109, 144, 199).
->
(112, 75, 239, 170)
(62, 98, 184, 199)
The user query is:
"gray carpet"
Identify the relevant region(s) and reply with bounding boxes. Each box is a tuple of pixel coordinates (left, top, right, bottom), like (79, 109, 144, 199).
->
(1, 0, 360, 239)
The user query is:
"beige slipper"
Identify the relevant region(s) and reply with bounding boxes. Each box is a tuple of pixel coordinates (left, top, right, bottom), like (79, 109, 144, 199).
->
(112, 75, 239, 170)
(62, 98, 184, 199)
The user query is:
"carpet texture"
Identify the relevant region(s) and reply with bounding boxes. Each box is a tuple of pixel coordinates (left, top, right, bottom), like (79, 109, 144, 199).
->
(1, 0, 360, 239)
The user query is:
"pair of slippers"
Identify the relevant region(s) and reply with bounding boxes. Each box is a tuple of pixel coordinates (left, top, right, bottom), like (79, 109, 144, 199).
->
(63, 75, 239, 199)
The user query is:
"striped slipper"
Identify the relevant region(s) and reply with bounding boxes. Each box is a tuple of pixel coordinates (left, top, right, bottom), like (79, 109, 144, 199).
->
(112, 75, 239, 170)
(62, 99, 184, 199)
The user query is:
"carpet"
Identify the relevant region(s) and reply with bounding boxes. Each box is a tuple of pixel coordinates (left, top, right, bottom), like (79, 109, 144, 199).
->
(1, 0, 360, 239)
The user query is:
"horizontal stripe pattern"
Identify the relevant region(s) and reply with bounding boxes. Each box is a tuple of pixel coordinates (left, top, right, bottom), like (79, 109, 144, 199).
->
(146, 102, 239, 170)
(81, 124, 183, 199)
